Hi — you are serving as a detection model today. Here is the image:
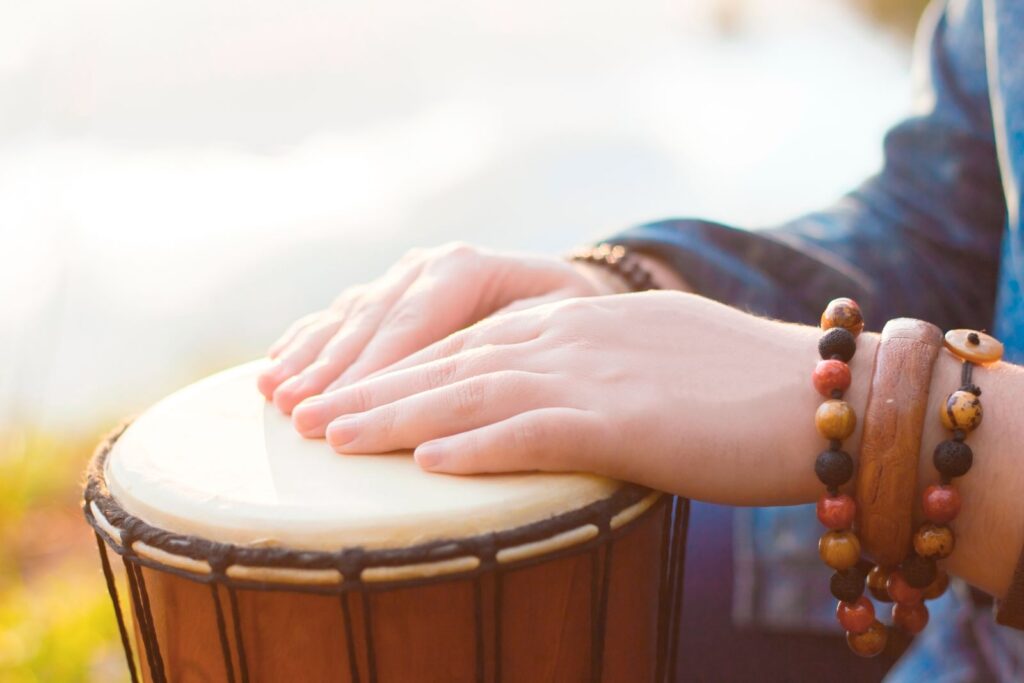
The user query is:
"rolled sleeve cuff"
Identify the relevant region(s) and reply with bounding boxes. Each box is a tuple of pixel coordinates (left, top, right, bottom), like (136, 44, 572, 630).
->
(607, 218, 866, 327)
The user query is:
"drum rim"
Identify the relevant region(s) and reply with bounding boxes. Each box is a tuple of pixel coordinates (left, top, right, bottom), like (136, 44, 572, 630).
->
(84, 423, 662, 590)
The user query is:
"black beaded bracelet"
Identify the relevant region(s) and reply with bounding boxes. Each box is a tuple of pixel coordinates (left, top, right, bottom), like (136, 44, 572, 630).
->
(568, 243, 660, 292)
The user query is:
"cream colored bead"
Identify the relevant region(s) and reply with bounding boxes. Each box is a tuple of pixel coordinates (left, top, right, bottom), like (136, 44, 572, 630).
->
(944, 329, 1003, 364)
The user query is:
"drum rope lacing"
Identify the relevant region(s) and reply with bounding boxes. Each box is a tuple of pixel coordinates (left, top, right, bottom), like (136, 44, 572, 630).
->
(84, 424, 691, 683)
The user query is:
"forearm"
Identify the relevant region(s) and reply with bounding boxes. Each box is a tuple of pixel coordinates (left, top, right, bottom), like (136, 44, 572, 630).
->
(646, 299, 877, 505)
(673, 302, 1024, 598)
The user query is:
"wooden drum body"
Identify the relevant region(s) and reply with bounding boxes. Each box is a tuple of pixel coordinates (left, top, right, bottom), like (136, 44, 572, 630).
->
(83, 363, 689, 683)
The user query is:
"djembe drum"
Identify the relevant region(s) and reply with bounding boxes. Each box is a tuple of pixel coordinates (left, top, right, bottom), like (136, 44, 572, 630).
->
(83, 362, 689, 683)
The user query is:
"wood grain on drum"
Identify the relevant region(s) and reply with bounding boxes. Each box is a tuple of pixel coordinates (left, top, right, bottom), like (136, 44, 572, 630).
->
(123, 500, 668, 683)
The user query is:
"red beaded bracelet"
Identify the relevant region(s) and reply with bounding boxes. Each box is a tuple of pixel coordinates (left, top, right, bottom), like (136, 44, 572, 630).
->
(812, 298, 890, 656)
(812, 299, 1005, 656)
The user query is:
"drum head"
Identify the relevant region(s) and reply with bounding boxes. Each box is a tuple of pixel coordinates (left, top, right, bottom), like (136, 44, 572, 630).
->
(105, 361, 622, 552)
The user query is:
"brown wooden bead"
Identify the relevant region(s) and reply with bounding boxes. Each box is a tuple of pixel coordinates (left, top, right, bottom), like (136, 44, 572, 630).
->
(867, 565, 894, 602)
(837, 596, 875, 634)
(815, 399, 857, 440)
(819, 530, 862, 571)
(821, 297, 865, 336)
(846, 620, 888, 658)
(914, 523, 955, 560)
(940, 390, 983, 432)
(812, 359, 852, 397)
(922, 485, 961, 524)
(922, 569, 950, 600)
(892, 601, 929, 635)
(944, 329, 1004, 364)
(817, 493, 856, 530)
(886, 569, 922, 605)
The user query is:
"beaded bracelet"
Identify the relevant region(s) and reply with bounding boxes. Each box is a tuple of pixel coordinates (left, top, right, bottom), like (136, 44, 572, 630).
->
(568, 243, 660, 292)
(812, 298, 890, 656)
(886, 329, 1004, 632)
(812, 301, 1005, 656)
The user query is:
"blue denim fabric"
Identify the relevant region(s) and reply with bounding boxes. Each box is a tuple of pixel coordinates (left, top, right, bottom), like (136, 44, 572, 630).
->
(608, 0, 1024, 679)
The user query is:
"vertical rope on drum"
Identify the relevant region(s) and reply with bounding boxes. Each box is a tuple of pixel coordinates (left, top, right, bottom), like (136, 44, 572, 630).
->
(338, 592, 361, 683)
(227, 587, 250, 683)
(599, 540, 614, 680)
(122, 558, 162, 683)
(209, 584, 236, 683)
(654, 498, 673, 683)
(590, 538, 614, 682)
(94, 534, 139, 683)
(666, 497, 690, 682)
(493, 571, 504, 683)
(131, 562, 167, 683)
(473, 576, 484, 683)
(123, 558, 156, 681)
(360, 590, 378, 683)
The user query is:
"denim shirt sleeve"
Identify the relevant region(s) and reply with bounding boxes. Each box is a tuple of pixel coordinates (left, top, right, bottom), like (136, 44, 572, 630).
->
(608, 0, 1005, 333)
(599, 0, 1009, 644)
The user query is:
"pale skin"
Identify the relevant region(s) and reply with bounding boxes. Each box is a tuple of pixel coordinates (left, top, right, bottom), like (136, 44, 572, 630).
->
(258, 243, 1024, 601)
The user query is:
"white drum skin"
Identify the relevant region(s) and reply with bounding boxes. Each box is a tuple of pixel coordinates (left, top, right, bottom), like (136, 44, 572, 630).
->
(106, 361, 623, 552)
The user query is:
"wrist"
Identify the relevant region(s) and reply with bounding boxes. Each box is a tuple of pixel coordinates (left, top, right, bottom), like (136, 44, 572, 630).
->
(570, 260, 634, 295)
(568, 244, 694, 294)
(921, 350, 1018, 598)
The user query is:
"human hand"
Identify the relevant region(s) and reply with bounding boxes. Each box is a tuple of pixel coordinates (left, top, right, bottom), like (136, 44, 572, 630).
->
(258, 242, 630, 414)
(290, 291, 865, 504)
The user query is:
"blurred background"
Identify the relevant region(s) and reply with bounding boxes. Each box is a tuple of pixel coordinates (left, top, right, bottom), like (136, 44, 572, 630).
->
(1, 0, 925, 679)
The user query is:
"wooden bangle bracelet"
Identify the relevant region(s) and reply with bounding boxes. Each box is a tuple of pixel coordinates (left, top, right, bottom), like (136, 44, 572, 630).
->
(856, 319, 944, 567)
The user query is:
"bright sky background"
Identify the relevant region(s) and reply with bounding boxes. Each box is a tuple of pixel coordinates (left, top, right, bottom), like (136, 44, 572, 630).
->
(0, 0, 914, 432)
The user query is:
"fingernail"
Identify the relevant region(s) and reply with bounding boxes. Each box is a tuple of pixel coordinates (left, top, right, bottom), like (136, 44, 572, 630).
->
(262, 358, 285, 378)
(277, 375, 305, 396)
(291, 401, 323, 434)
(327, 415, 360, 448)
(296, 395, 325, 411)
(415, 441, 446, 469)
(258, 360, 285, 397)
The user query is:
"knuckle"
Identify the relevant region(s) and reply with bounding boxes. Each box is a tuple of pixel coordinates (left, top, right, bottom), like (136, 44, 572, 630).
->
(439, 333, 466, 358)
(427, 241, 484, 275)
(441, 241, 476, 258)
(369, 403, 397, 435)
(447, 378, 488, 416)
(382, 304, 421, 330)
(553, 296, 593, 320)
(425, 359, 459, 389)
(508, 418, 544, 454)
(349, 382, 377, 412)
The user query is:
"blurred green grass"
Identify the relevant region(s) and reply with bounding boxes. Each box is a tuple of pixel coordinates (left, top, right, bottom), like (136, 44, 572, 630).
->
(0, 430, 129, 683)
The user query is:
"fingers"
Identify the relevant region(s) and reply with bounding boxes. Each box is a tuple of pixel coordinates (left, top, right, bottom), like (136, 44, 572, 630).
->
(325, 277, 468, 390)
(348, 310, 544, 388)
(412, 408, 606, 474)
(268, 312, 320, 359)
(292, 341, 539, 436)
(257, 318, 344, 399)
(271, 315, 377, 414)
(265, 258, 428, 409)
(323, 371, 559, 453)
